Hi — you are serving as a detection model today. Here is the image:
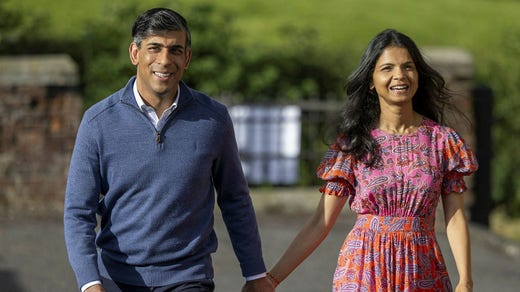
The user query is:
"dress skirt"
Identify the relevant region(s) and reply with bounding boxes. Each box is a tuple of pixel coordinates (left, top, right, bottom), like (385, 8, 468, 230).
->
(332, 214, 452, 292)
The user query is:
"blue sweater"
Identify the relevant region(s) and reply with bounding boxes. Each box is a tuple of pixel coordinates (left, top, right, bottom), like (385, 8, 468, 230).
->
(64, 77, 266, 289)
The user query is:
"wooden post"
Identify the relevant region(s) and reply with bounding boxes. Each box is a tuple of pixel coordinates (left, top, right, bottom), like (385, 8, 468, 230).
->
(470, 85, 494, 226)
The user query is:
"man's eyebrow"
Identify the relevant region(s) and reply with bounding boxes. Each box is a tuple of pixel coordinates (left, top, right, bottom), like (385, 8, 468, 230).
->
(145, 42, 185, 50)
(145, 42, 165, 48)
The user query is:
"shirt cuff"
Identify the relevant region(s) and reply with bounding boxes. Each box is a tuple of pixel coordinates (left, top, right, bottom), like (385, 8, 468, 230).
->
(245, 272, 267, 281)
(81, 280, 102, 292)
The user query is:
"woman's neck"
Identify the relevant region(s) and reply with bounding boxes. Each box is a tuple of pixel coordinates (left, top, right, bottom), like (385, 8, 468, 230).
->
(377, 106, 422, 135)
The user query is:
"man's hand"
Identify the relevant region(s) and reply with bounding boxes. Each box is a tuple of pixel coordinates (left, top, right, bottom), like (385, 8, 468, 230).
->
(241, 277, 275, 292)
(85, 284, 105, 292)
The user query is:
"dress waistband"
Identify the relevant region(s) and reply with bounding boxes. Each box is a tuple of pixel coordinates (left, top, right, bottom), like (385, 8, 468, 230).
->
(353, 214, 434, 233)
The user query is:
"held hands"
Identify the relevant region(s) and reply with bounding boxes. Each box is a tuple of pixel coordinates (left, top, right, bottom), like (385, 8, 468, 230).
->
(241, 276, 275, 292)
(84, 278, 277, 292)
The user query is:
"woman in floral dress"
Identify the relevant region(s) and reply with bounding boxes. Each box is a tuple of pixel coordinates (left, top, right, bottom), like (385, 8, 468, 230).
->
(267, 29, 478, 292)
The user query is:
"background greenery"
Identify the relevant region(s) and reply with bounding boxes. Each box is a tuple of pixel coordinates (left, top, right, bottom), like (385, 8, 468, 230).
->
(1, 0, 519, 220)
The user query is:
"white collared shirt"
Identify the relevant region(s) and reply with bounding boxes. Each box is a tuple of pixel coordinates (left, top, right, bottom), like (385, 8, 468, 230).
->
(133, 80, 179, 130)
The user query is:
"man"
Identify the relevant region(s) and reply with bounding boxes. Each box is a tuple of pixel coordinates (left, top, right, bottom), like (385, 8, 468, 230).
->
(64, 7, 274, 292)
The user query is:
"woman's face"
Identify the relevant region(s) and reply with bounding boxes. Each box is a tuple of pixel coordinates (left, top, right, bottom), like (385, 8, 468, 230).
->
(371, 46, 418, 108)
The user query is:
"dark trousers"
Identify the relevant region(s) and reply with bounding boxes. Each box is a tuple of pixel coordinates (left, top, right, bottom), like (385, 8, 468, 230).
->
(101, 277, 215, 292)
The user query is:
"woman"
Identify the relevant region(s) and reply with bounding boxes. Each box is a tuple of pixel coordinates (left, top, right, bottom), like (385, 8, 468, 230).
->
(267, 29, 478, 292)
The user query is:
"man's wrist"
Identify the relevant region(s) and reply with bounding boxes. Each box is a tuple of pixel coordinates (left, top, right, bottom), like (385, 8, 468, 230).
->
(245, 272, 267, 281)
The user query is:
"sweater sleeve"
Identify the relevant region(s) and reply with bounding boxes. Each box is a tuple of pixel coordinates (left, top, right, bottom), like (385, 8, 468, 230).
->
(212, 111, 266, 278)
(63, 114, 103, 289)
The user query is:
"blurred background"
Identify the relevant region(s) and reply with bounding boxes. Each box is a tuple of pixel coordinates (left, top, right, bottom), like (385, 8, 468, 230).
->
(0, 0, 519, 290)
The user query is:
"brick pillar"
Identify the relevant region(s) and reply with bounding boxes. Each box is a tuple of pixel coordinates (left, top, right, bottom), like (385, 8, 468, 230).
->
(0, 55, 82, 218)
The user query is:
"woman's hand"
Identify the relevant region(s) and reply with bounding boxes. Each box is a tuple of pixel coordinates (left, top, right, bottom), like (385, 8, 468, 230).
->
(241, 276, 275, 292)
(455, 280, 473, 292)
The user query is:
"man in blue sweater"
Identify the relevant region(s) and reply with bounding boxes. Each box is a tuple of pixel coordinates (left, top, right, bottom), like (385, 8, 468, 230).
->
(64, 7, 274, 292)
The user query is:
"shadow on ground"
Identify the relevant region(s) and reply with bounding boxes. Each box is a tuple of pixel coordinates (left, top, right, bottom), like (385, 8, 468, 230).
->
(0, 269, 25, 292)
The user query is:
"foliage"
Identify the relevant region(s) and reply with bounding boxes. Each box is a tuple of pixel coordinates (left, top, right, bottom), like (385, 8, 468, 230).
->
(226, 25, 349, 103)
(178, 3, 243, 100)
(0, 4, 80, 56)
(480, 28, 520, 216)
(0, 3, 42, 46)
(78, 1, 349, 107)
(78, 2, 143, 109)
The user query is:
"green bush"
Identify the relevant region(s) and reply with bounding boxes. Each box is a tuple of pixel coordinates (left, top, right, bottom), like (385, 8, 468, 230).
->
(482, 28, 520, 216)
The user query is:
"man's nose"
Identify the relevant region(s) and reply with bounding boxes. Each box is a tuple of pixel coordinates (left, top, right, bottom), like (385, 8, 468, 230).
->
(156, 49, 172, 65)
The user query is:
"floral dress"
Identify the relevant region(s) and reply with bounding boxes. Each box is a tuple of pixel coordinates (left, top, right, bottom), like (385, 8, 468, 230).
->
(317, 118, 478, 292)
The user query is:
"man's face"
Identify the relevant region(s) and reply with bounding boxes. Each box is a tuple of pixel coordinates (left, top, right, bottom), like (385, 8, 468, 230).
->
(129, 30, 191, 100)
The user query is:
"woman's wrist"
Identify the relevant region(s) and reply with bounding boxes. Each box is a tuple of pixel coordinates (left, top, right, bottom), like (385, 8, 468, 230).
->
(458, 279, 473, 288)
(266, 272, 280, 287)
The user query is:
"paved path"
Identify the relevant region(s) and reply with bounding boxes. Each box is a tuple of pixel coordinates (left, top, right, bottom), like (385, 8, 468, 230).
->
(1, 189, 519, 291)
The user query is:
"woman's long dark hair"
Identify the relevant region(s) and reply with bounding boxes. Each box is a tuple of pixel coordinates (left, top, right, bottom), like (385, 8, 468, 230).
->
(338, 28, 453, 165)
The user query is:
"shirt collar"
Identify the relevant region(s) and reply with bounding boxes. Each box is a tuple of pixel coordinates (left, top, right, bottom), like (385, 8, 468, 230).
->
(133, 80, 180, 112)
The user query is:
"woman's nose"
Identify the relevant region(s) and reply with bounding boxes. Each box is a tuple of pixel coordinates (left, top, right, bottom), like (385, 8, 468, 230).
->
(393, 68, 405, 79)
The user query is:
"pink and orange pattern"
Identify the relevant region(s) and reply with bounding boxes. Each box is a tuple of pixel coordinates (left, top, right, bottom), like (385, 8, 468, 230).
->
(317, 118, 478, 291)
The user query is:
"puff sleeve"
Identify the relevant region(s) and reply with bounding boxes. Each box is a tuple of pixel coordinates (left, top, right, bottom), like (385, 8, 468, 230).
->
(441, 129, 479, 195)
(316, 142, 356, 197)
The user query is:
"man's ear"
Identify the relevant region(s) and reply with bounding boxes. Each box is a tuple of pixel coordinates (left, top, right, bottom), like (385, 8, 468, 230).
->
(129, 42, 139, 66)
(184, 48, 192, 69)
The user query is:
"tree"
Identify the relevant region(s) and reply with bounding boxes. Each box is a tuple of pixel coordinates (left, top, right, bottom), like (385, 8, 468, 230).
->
(0, 4, 79, 56)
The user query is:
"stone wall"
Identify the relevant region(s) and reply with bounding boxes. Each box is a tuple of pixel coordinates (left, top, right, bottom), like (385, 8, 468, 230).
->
(0, 55, 82, 218)
(423, 48, 476, 140)
(424, 48, 477, 208)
